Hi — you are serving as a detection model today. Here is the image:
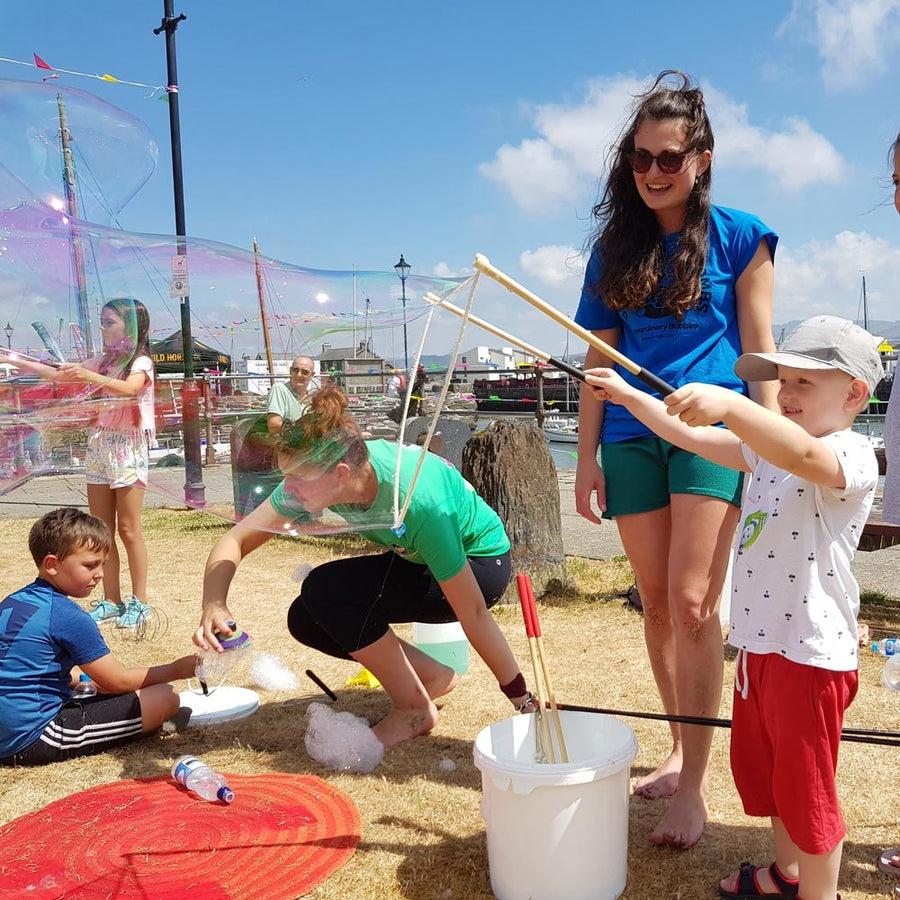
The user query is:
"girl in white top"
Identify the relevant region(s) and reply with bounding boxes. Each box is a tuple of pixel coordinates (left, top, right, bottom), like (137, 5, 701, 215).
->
(5, 299, 155, 622)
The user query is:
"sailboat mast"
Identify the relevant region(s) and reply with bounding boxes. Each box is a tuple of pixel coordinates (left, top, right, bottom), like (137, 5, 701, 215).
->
(253, 237, 275, 384)
(862, 275, 869, 331)
(57, 93, 94, 357)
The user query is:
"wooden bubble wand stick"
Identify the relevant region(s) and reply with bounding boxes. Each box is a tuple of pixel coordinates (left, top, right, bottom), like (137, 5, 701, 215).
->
(516, 574, 556, 763)
(423, 292, 587, 383)
(472, 254, 677, 396)
(519, 573, 568, 763)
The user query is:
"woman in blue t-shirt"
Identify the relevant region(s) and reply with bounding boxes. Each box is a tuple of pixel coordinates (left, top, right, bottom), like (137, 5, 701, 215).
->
(574, 70, 778, 850)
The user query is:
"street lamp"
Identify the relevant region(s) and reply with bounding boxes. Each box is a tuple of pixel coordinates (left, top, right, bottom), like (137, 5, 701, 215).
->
(394, 254, 411, 371)
(3, 322, 12, 349)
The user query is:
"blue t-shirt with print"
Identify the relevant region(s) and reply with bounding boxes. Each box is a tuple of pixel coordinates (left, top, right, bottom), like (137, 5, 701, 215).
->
(0, 579, 110, 757)
(575, 205, 777, 442)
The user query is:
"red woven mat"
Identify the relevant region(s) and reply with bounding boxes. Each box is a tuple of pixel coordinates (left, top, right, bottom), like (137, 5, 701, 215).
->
(0, 772, 361, 899)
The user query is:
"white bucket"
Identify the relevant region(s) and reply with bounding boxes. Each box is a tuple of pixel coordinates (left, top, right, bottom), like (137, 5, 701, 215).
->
(412, 621, 470, 673)
(473, 711, 638, 900)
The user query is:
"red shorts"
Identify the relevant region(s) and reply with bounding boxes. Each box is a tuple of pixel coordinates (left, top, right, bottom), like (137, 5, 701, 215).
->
(730, 651, 857, 855)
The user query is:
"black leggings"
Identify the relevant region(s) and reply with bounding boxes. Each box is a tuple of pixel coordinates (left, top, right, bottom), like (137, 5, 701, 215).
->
(286, 551, 511, 659)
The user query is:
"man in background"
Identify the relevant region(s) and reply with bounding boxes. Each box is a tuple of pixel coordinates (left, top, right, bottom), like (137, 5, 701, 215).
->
(267, 355, 318, 435)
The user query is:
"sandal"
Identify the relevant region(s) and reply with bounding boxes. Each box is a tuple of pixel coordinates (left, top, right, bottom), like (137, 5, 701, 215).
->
(879, 846, 900, 876)
(719, 862, 799, 899)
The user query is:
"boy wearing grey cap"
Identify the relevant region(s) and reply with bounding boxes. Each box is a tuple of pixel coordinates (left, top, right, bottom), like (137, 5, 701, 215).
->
(586, 315, 882, 900)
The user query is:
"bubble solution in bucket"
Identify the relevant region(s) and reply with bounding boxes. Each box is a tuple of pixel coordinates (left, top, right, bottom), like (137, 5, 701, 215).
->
(411, 621, 469, 674)
(474, 710, 638, 900)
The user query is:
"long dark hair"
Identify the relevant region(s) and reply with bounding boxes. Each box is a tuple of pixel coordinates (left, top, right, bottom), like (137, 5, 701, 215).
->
(98, 297, 152, 376)
(278, 385, 369, 470)
(586, 70, 713, 319)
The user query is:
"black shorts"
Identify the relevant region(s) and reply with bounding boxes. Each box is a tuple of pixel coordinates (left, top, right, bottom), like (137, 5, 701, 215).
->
(287, 551, 512, 657)
(0, 692, 143, 766)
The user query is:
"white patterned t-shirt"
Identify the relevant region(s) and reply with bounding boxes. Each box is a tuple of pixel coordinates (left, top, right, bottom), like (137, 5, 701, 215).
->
(728, 429, 877, 672)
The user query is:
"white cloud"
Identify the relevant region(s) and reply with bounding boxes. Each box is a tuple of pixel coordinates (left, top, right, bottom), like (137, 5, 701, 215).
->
(782, 0, 900, 91)
(480, 74, 844, 213)
(432, 261, 471, 279)
(774, 230, 900, 322)
(478, 138, 584, 214)
(520, 245, 586, 288)
(478, 76, 643, 214)
(703, 87, 844, 188)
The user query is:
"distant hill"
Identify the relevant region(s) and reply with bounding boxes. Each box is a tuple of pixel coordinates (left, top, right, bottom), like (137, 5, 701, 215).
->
(416, 321, 900, 371)
(418, 354, 454, 370)
(775, 320, 900, 345)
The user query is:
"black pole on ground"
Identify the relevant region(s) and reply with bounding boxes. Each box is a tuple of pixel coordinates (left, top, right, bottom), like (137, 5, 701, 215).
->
(557, 702, 900, 748)
(154, 2, 205, 506)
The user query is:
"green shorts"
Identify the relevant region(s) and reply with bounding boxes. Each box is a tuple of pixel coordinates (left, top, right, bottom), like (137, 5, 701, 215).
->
(600, 437, 744, 519)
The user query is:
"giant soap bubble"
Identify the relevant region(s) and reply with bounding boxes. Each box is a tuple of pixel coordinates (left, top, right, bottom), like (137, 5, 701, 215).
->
(0, 78, 475, 535)
(0, 78, 158, 224)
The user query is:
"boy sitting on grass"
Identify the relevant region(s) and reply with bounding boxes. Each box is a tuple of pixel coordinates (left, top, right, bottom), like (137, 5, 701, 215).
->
(0, 507, 196, 766)
(587, 316, 882, 900)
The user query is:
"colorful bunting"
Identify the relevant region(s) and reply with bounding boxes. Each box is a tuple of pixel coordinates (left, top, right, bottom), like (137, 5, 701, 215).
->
(0, 53, 165, 97)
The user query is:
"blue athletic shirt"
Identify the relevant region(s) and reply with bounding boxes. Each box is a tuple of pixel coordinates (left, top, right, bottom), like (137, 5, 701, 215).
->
(0, 579, 109, 757)
(575, 205, 777, 443)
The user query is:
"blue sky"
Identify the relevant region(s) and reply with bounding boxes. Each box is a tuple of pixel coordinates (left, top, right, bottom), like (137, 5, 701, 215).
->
(3, 1, 900, 362)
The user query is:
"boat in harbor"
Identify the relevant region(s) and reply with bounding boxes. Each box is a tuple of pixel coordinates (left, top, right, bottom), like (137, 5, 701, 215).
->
(543, 415, 578, 443)
(472, 371, 579, 413)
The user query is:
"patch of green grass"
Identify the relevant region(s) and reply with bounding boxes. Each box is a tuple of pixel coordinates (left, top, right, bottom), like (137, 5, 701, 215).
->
(861, 589, 899, 606)
(542, 555, 635, 607)
(141, 506, 374, 557)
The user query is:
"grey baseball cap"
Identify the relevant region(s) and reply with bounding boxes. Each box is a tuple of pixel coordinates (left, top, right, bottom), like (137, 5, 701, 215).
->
(735, 315, 884, 394)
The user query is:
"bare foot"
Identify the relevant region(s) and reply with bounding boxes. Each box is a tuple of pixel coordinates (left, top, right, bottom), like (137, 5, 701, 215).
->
(371, 702, 439, 748)
(634, 750, 682, 799)
(649, 791, 708, 849)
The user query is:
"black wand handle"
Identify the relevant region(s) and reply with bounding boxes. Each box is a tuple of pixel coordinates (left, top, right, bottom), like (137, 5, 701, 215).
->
(636, 368, 677, 396)
(546, 356, 587, 383)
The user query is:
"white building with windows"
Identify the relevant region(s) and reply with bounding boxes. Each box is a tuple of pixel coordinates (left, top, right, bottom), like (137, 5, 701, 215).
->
(455, 345, 536, 382)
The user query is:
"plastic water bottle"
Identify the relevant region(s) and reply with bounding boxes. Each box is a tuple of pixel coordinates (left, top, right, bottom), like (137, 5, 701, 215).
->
(171, 755, 234, 803)
(195, 624, 252, 694)
(872, 638, 900, 656)
(882, 654, 900, 692)
(72, 673, 97, 697)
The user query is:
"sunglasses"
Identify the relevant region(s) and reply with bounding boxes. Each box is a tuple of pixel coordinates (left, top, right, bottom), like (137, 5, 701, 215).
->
(290, 367, 313, 376)
(627, 148, 691, 175)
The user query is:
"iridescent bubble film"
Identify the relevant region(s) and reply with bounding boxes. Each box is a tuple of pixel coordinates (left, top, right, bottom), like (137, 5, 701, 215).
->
(0, 79, 157, 223)
(0, 78, 472, 534)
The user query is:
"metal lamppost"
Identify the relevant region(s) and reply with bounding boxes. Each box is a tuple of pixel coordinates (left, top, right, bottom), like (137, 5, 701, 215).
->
(154, 2, 205, 505)
(3, 322, 12, 349)
(394, 254, 411, 371)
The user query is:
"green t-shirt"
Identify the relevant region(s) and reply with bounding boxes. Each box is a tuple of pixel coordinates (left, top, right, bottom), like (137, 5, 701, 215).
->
(269, 440, 509, 582)
(265, 382, 310, 423)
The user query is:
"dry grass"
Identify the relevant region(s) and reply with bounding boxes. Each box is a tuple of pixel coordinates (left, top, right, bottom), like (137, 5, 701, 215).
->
(1, 508, 900, 899)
